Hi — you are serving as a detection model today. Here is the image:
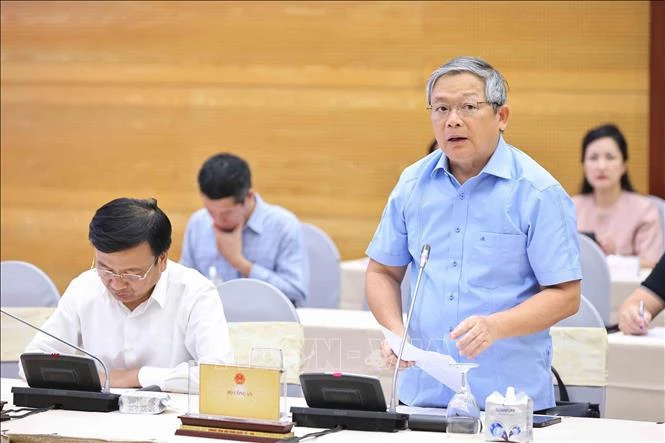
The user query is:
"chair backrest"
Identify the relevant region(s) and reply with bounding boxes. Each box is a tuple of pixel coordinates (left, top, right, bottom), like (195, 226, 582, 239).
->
(577, 234, 611, 326)
(301, 223, 341, 309)
(217, 278, 300, 322)
(556, 294, 605, 328)
(647, 195, 665, 251)
(1, 260, 60, 307)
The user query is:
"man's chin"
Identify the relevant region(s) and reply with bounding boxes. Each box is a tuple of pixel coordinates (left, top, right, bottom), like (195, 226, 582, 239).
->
(215, 225, 237, 233)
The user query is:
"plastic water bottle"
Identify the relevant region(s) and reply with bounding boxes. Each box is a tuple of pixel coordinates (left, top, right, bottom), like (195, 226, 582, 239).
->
(118, 391, 171, 414)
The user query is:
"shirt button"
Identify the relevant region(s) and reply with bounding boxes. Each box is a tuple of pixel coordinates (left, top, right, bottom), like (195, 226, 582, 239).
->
(455, 227, 461, 234)
(448, 326, 454, 332)
(449, 294, 454, 301)
(459, 193, 465, 200)
(452, 261, 457, 267)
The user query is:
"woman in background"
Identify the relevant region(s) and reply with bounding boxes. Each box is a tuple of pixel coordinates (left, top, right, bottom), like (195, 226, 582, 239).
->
(572, 123, 663, 268)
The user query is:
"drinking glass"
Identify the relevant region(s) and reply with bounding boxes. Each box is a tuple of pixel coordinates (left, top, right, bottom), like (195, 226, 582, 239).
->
(446, 363, 481, 435)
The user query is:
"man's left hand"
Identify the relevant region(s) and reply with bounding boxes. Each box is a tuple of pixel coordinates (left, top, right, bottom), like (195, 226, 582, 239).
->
(450, 315, 500, 359)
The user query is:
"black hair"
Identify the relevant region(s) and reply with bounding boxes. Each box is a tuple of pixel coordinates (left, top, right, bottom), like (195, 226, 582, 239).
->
(580, 123, 635, 194)
(89, 197, 172, 257)
(428, 139, 438, 154)
(198, 153, 251, 202)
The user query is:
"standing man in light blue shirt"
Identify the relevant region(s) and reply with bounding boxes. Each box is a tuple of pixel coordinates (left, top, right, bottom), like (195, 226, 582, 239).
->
(366, 56, 581, 411)
(181, 153, 308, 306)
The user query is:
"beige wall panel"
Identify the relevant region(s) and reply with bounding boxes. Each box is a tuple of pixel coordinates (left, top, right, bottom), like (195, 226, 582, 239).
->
(1, 1, 649, 293)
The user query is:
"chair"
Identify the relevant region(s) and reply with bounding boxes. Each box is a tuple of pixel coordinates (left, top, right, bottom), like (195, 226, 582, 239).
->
(1, 260, 60, 307)
(647, 195, 665, 251)
(1, 260, 60, 379)
(301, 223, 341, 309)
(217, 278, 300, 323)
(578, 234, 612, 326)
(553, 294, 607, 416)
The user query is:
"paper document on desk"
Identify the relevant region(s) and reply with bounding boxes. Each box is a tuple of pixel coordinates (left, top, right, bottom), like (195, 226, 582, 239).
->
(646, 327, 664, 339)
(381, 326, 462, 392)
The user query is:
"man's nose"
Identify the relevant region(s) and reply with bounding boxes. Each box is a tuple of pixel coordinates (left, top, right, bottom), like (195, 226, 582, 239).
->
(109, 276, 127, 290)
(446, 109, 463, 127)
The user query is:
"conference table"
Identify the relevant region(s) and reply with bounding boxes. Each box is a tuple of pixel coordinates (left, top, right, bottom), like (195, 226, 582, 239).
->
(297, 308, 665, 423)
(1, 378, 663, 442)
(340, 258, 663, 325)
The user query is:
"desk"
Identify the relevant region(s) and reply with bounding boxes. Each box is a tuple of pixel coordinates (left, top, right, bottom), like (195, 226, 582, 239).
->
(341, 258, 664, 326)
(606, 329, 665, 422)
(298, 308, 665, 422)
(1, 378, 663, 442)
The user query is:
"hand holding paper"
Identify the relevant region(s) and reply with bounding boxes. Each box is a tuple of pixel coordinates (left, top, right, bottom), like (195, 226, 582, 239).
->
(381, 326, 463, 392)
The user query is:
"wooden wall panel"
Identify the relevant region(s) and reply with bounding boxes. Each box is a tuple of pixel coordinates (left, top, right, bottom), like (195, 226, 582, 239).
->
(1, 1, 650, 292)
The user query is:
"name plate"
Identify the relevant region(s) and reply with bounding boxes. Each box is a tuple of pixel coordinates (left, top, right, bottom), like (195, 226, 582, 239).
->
(199, 363, 281, 421)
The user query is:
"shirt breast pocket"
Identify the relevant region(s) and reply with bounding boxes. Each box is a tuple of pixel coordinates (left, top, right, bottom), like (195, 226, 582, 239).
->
(466, 232, 527, 290)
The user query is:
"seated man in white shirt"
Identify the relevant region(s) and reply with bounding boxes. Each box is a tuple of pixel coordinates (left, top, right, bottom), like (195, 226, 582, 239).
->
(21, 197, 234, 392)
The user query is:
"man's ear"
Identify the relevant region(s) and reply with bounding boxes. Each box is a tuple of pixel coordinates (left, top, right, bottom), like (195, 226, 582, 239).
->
(498, 105, 510, 132)
(158, 253, 168, 271)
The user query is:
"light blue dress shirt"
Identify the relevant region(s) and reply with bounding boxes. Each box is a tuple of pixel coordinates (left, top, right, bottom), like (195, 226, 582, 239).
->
(180, 194, 308, 306)
(366, 136, 581, 411)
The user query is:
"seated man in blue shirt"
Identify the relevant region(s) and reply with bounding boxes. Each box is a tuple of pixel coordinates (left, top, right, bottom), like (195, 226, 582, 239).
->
(366, 56, 582, 412)
(180, 153, 308, 306)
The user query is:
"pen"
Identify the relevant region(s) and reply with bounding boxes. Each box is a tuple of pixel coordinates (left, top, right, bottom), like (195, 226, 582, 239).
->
(639, 299, 645, 330)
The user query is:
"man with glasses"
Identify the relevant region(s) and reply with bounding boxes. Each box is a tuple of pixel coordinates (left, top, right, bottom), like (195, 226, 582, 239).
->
(180, 153, 308, 306)
(21, 197, 234, 391)
(366, 56, 582, 412)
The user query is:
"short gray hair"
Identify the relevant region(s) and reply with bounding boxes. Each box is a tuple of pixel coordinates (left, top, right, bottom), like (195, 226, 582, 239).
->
(425, 56, 508, 112)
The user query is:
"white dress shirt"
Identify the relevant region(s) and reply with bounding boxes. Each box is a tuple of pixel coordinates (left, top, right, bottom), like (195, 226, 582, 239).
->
(22, 260, 234, 392)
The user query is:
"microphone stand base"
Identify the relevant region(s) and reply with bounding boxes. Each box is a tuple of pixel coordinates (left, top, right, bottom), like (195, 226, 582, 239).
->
(12, 386, 120, 412)
(290, 406, 408, 432)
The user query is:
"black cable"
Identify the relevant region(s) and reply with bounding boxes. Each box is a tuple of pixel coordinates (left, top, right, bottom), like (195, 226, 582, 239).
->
(282, 425, 344, 442)
(0, 405, 55, 421)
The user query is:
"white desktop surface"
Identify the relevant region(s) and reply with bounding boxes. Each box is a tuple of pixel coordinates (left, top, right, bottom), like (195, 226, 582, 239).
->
(1, 378, 663, 442)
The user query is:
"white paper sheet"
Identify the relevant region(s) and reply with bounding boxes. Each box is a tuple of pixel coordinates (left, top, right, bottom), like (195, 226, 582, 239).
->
(646, 326, 664, 339)
(381, 326, 463, 392)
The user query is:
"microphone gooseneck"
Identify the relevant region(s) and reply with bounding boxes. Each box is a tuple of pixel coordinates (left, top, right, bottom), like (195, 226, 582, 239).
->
(0, 307, 112, 393)
(388, 244, 430, 412)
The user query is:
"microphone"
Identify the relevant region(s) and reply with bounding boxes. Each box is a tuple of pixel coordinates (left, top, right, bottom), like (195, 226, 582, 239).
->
(389, 243, 431, 412)
(0, 308, 120, 412)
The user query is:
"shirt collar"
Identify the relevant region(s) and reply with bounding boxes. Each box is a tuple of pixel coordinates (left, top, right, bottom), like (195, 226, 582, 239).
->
(148, 263, 169, 308)
(431, 135, 513, 180)
(481, 135, 513, 180)
(244, 193, 266, 235)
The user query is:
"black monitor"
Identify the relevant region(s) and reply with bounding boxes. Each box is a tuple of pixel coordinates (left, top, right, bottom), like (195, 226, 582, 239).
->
(299, 372, 387, 412)
(21, 353, 102, 392)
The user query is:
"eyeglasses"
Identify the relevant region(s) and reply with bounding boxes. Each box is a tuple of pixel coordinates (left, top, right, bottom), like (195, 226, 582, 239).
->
(92, 258, 157, 282)
(426, 101, 495, 120)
